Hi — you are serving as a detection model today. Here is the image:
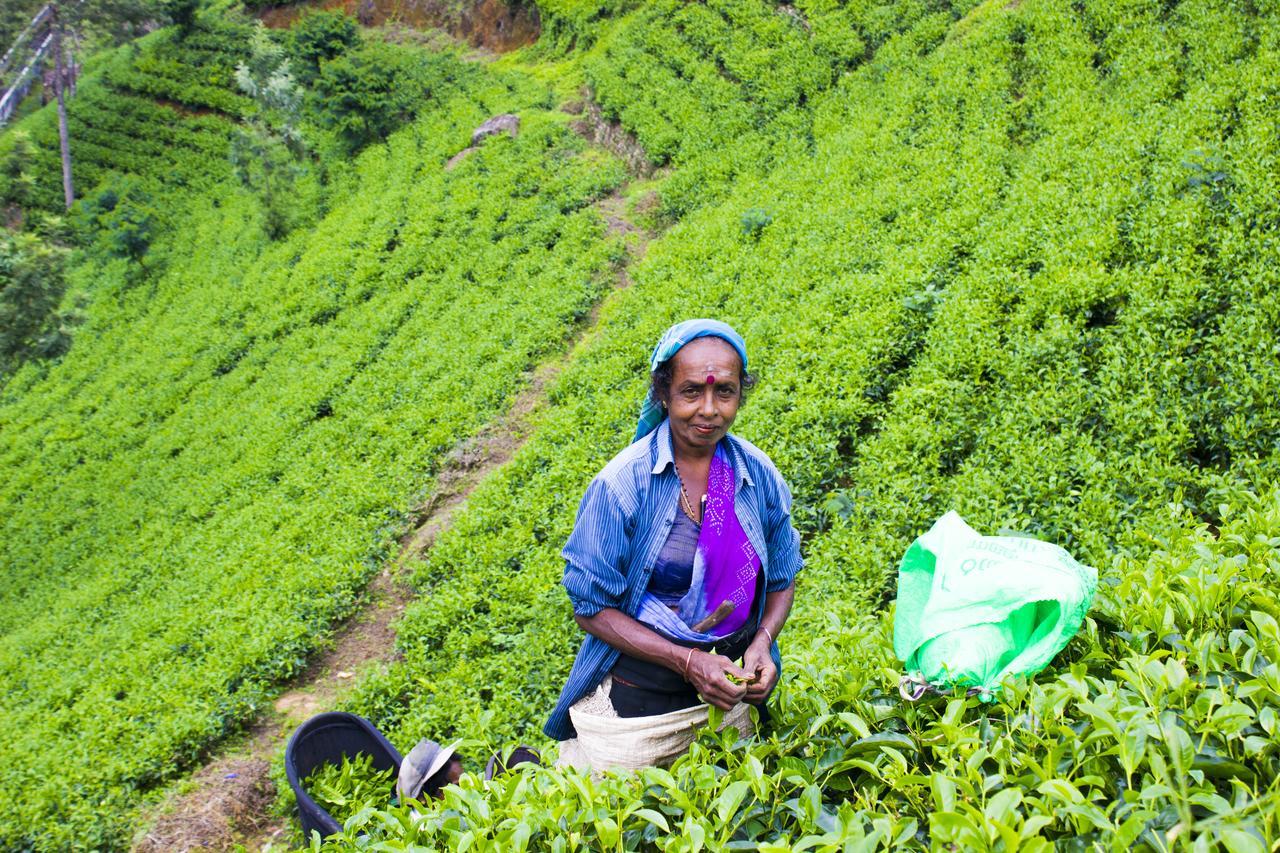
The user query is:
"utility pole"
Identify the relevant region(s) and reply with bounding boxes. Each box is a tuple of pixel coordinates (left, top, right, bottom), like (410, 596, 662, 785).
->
(51, 4, 74, 209)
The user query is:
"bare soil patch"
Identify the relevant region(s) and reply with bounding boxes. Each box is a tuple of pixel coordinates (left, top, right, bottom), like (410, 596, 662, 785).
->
(568, 91, 655, 178)
(260, 0, 539, 53)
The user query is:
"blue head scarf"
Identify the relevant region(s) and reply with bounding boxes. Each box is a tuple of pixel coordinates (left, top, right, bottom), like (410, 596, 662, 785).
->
(635, 319, 749, 442)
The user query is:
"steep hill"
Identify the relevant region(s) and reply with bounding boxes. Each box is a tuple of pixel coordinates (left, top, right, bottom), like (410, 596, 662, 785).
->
(0, 0, 1277, 849)
(326, 0, 1280, 847)
(0, 9, 625, 848)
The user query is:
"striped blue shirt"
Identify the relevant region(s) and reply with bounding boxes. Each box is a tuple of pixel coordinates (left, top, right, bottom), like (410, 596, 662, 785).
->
(545, 419, 804, 740)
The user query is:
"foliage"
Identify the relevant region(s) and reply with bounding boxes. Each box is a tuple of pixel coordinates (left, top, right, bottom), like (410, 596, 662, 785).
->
(0, 130, 37, 211)
(0, 0, 50, 50)
(0, 39, 623, 847)
(0, 22, 248, 213)
(311, 41, 450, 156)
(738, 207, 772, 240)
(316, 492, 1280, 850)
(327, 0, 1280, 848)
(74, 175, 160, 263)
(241, 0, 304, 11)
(0, 231, 70, 365)
(164, 0, 201, 38)
(529, 0, 633, 51)
(303, 753, 395, 827)
(0, 0, 1278, 848)
(286, 10, 360, 85)
(44, 0, 167, 45)
(231, 23, 309, 238)
(580, 0, 964, 219)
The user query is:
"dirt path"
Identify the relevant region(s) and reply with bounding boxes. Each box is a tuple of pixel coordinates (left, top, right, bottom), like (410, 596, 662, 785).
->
(131, 137, 656, 853)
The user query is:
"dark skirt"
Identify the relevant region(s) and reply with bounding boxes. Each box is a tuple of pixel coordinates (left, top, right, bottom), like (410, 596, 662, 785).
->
(608, 618, 757, 718)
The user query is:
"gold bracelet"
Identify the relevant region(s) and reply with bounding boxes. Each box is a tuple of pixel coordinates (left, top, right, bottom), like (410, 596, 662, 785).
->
(683, 647, 696, 680)
(760, 626, 774, 644)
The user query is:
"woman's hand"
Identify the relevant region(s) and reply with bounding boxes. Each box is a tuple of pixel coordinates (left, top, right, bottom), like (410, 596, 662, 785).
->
(686, 650, 751, 709)
(741, 633, 778, 705)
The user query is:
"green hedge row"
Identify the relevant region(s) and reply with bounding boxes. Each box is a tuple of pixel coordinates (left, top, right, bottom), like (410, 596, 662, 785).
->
(0, 0, 1276, 847)
(325, 0, 1280, 847)
(0, 52, 624, 851)
(318, 488, 1280, 850)
(580, 0, 972, 218)
(1, 33, 244, 212)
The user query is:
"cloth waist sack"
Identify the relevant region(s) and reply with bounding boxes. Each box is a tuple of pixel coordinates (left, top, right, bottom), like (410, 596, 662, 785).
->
(893, 511, 1097, 698)
(557, 677, 755, 773)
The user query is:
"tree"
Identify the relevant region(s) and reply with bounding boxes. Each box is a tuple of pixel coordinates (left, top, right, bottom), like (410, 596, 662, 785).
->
(230, 23, 308, 238)
(23, 0, 167, 209)
(313, 41, 424, 155)
(286, 9, 359, 85)
(75, 175, 158, 263)
(163, 0, 199, 38)
(0, 230, 70, 365)
(1, 130, 37, 213)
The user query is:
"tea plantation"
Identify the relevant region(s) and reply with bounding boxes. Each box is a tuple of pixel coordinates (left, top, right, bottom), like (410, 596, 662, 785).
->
(1, 0, 1278, 849)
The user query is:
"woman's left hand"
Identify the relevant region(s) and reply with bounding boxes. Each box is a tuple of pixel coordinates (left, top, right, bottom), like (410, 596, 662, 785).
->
(741, 633, 778, 705)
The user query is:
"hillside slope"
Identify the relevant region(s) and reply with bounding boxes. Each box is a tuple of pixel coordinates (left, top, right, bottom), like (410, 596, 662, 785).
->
(0, 0, 1277, 849)
(0, 14, 624, 849)
(331, 0, 1280, 847)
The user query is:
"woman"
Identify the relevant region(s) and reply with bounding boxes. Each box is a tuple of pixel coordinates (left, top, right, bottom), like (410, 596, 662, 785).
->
(546, 319, 803, 770)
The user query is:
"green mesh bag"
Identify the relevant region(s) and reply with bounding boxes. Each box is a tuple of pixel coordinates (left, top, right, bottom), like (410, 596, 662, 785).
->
(893, 512, 1097, 701)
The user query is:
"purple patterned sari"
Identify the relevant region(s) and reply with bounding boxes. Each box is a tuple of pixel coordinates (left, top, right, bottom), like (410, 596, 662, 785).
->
(637, 445, 761, 640)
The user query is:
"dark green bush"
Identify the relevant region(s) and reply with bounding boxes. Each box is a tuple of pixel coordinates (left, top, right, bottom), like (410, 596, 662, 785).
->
(739, 207, 772, 239)
(0, 131, 36, 211)
(286, 10, 360, 85)
(75, 177, 160, 262)
(312, 43, 443, 155)
(164, 0, 201, 37)
(0, 233, 70, 365)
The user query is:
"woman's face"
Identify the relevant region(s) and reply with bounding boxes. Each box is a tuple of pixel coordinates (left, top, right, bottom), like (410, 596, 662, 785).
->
(431, 757, 464, 799)
(664, 337, 743, 456)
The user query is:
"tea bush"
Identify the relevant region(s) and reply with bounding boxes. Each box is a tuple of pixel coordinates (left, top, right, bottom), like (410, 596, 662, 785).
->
(0, 19, 251, 214)
(316, 493, 1280, 849)
(580, 0, 973, 218)
(0, 0, 1276, 848)
(328, 0, 1280, 846)
(0, 23, 623, 850)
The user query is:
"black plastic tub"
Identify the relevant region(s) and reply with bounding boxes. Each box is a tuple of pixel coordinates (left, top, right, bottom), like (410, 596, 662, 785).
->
(284, 712, 402, 840)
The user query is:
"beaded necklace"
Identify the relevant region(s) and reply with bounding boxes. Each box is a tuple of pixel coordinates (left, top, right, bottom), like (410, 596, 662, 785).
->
(675, 464, 704, 524)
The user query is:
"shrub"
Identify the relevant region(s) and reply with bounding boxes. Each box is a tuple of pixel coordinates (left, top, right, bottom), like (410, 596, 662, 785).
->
(0, 232, 70, 366)
(739, 207, 772, 239)
(0, 131, 36, 211)
(75, 176, 160, 262)
(165, 0, 201, 38)
(311, 42, 437, 155)
(287, 10, 360, 86)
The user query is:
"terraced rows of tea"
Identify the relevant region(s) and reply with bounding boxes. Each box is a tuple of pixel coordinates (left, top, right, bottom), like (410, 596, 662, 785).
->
(0, 15, 625, 848)
(1, 0, 1278, 849)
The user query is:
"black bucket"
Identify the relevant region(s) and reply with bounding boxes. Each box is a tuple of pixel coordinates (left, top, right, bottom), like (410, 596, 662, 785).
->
(284, 712, 402, 840)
